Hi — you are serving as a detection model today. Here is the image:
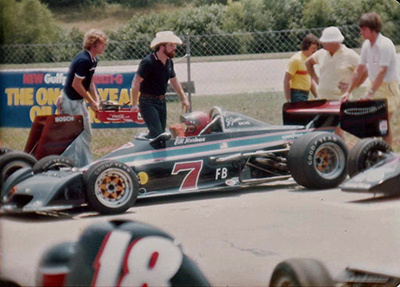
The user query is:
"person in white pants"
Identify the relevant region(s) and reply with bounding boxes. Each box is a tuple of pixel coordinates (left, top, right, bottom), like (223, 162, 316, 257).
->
(59, 29, 107, 167)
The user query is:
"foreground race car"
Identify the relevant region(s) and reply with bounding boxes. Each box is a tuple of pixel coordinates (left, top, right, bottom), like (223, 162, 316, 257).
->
(0, 100, 389, 215)
(269, 258, 400, 286)
(37, 220, 210, 287)
(341, 138, 397, 196)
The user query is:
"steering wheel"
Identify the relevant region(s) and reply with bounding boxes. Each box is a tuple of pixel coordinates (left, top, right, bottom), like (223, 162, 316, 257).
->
(208, 106, 225, 133)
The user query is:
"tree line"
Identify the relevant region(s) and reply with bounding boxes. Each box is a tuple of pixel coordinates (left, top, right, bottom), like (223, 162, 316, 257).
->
(0, 0, 399, 64)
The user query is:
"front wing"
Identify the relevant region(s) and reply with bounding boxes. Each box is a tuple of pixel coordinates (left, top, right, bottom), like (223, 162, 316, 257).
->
(341, 153, 400, 195)
(1, 169, 85, 213)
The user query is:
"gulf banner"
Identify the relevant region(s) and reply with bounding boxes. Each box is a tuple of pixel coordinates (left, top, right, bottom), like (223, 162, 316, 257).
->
(0, 71, 145, 128)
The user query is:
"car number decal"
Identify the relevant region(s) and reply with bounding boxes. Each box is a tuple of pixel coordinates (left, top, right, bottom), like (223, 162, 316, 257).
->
(171, 160, 203, 191)
(92, 230, 183, 287)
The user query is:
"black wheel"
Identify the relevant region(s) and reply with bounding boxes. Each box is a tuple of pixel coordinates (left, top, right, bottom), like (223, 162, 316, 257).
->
(288, 132, 348, 189)
(0, 279, 21, 287)
(33, 155, 76, 173)
(347, 138, 391, 178)
(269, 258, 333, 287)
(0, 151, 37, 185)
(0, 147, 13, 156)
(83, 160, 139, 215)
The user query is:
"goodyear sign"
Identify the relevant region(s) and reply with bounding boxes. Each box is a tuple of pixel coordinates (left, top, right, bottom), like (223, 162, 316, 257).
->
(0, 71, 144, 128)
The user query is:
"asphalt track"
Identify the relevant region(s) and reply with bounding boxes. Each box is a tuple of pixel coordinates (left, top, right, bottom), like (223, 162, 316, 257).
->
(1, 180, 400, 286)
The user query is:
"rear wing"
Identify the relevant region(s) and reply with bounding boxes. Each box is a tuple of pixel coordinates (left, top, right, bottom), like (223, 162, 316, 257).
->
(282, 99, 388, 138)
(24, 114, 84, 160)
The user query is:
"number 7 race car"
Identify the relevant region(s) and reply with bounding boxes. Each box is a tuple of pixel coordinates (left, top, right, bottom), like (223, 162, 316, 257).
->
(0, 100, 389, 215)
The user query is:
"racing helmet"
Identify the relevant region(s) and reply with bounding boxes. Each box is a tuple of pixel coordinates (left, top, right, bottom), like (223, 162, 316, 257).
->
(180, 111, 211, 136)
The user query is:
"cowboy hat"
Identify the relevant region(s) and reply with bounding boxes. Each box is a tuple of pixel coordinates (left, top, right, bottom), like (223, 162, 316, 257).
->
(319, 26, 344, 43)
(150, 31, 183, 49)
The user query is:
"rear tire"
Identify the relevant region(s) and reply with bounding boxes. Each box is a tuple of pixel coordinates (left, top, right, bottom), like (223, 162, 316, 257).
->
(33, 155, 76, 173)
(0, 151, 37, 185)
(0, 147, 14, 156)
(83, 160, 139, 215)
(288, 132, 348, 189)
(270, 258, 333, 287)
(347, 138, 391, 178)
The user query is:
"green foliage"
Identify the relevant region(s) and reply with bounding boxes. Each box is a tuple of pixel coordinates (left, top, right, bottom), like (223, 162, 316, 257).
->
(2, 0, 400, 64)
(330, 0, 363, 25)
(301, 0, 334, 28)
(193, 0, 229, 6)
(41, 0, 190, 8)
(1, 0, 58, 45)
(264, 0, 303, 30)
(173, 4, 226, 35)
(223, 0, 272, 32)
(0, 0, 19, 44)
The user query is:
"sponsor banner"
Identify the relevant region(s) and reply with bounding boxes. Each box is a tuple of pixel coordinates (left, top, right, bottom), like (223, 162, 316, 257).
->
(0, 71, 145, 128)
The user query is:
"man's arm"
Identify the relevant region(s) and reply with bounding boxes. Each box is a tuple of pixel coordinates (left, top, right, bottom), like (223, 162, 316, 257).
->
(310, 80, 318, 99)
(283, 72, 292, 102)
(364, 66, 388, 99)
(170, 77, 190, 113)
(341, 64, 367, 102)
(88, 81, 100, 103)
(305, 57, 319, 84)
(72, 76, 99, 112)
(130, 74, 143, 111)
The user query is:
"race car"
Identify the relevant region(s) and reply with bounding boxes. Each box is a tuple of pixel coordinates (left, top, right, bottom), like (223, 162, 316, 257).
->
(36, 220, 210, 287)
(341, 138, 397, 196)
(269, 258, 400, 286)
(0, 100, 389, 215)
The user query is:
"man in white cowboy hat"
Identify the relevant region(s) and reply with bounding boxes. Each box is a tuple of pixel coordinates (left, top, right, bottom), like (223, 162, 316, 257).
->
(130, 31, 190, 139)
(305, 26, 362, 139)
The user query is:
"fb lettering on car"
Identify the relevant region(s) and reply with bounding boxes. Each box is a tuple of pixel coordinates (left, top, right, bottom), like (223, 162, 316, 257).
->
(215, 167, 228, 180)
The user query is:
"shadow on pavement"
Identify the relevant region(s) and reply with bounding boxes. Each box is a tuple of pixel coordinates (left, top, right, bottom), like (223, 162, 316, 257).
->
(0, 180, 298, 221)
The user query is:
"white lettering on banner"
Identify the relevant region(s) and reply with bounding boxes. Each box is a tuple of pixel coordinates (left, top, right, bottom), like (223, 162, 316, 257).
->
(55, 116, 74, 123)
(44, 73, 67, 86)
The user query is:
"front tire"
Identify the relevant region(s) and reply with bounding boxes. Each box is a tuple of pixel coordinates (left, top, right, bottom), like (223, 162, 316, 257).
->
(269, 258, 333, 287)
(0, 151, 37, 185)
(288, 132, 348, 189)
(33, 155, 76, 173)
(347, 138, 391, 178)
(83, 160, 139, 215)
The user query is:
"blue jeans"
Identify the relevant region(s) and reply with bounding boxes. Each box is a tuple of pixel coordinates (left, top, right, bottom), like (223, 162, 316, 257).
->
(290, 89, 309, 102)
(139, 97, 167, 138)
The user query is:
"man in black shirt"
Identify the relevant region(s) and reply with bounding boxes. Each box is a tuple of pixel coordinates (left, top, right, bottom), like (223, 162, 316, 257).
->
(58, 29, 107, 166)
(131, 31, 190, 139)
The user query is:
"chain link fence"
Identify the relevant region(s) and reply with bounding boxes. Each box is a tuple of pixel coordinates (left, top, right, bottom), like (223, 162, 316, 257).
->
(1, 24, 373, 64)
(2, 23, 400, 157)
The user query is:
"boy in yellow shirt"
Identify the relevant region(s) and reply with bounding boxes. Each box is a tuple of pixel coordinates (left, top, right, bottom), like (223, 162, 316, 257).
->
(284, 34, 319, 102)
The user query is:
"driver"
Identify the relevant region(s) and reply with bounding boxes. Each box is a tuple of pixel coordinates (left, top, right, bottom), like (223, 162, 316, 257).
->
(180, 111, 211, 137)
